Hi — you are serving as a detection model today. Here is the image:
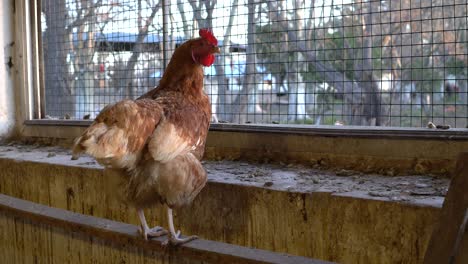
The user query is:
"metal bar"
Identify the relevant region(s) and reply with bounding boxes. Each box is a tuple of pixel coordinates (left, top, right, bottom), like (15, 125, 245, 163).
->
(0, 194, 331, 264)
(23, 119, 468, 140)
(162, 0, 169, 70)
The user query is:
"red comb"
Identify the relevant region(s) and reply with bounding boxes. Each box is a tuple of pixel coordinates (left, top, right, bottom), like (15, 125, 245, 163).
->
(199, 28, 218, 46)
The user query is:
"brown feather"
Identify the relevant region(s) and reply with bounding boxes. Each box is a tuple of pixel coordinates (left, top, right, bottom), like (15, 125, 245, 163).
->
(126, 152, 207, 209)
(73, 99, 162, 169)
(72, 35, 213, 211)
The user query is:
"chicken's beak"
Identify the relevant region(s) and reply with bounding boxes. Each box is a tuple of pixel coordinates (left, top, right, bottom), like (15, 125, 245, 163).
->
(212, 46, 221, 54)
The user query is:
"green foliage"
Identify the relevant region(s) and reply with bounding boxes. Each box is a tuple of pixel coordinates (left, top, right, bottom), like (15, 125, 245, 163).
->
(255, 24, 296, 82)
(291, 118, 315, 125)
(372, 47, 384, 70)
(402, 57, 442, 93)
(445, 57, 467, 77)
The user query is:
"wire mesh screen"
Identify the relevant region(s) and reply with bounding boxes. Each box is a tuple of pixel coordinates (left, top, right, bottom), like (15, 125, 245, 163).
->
(40, 0, 468, 127)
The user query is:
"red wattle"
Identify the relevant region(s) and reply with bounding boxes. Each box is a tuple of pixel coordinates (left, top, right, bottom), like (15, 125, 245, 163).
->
(199, 54, 215, 66)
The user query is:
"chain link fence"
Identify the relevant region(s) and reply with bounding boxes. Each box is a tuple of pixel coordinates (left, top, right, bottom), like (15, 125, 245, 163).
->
(40, 0, 467, 127)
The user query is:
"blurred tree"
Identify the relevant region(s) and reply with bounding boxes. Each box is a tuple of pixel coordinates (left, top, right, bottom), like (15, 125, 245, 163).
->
(185, 0, 240, 122)
(40, 0, 468, 127)
(122, 0, 161, 98)
(42, 0, 74, 118)
(231, 0, 258, 123)
(42, 0, 162, 118)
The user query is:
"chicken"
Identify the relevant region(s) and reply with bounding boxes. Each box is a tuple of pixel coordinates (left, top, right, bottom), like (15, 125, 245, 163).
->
(72, 29, 220, 245)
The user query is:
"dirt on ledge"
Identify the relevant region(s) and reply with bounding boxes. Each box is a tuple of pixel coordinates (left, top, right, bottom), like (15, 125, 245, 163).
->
(0, 142, 449, 207)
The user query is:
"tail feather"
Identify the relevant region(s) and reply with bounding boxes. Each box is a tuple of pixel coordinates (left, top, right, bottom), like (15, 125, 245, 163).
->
(71, 136, 85, 160)
(72, 122, 107, 157)
(72, 122, 139, 169)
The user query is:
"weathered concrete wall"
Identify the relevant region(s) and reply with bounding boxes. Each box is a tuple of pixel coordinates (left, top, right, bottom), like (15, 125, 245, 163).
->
(205, 131, 468, 176)
(0, 1, 16, 140)
(0, 156, 440, 264)
(0, 212, 199, 264)
(19, 124, 468, 176)
(0, 194, 330, 264)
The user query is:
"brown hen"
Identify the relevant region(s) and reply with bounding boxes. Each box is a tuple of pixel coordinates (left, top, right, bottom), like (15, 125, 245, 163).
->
(72, 29, 219, 245)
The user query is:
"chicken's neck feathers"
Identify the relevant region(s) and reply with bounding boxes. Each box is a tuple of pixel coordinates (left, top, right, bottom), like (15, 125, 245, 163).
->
(159, 49, 204, 93)
(137, 42, 206, 100)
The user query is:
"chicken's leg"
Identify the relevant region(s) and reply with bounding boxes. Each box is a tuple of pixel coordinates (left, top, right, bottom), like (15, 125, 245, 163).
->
(137, 209, 168, 240)
(162, 208, 198, 246)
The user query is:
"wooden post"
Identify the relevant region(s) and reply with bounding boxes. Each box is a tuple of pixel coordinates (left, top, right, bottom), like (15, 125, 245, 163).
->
(424, 152, 468, 264)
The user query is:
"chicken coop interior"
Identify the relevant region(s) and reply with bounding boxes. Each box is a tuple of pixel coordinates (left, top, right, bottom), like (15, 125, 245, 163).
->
(0, 0, 468, 263)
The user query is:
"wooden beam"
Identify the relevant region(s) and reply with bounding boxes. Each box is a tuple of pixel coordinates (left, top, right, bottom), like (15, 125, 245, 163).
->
(0, 194, 332, 264)
(423, 152, 468, 264)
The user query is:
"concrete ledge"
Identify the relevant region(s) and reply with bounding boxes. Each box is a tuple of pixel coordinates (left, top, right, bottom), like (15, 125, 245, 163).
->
(0, 144, 446, 263)
(21, 121, 468, 176)
(205, 130, 465, 176)
(0, 194, 330, 264)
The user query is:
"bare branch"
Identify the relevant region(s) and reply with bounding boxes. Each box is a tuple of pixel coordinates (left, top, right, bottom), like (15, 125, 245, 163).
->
(189, 0, 215, 28)
(232, 0, 257, 123)
(124, 1, 163, 97)
(266, 1, 361, 102)
(177, 0, 191, 38)
(189, 1, 203, 23)
(222, 0, 238, 48)
(66, 0, 104, 34)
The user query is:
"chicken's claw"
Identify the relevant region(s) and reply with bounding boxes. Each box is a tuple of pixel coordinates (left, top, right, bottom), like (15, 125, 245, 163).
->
(162, 233, 198, 246)
(139, 225, 168, 240)
(163, 208, 198, 246)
